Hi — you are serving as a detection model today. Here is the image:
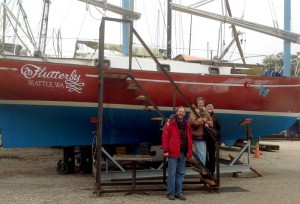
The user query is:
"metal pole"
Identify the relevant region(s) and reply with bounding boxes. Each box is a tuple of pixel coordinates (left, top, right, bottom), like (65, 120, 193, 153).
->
(129, 20, 133, 71)
(1, 0, 6, 55)
(167, 0, 172, 58)
(95, 17, 105, 195)
(188, 15, 192, 55)
(283, 0, 291, 77)
(122, 0, 131, 55)
(225, 0, 246, 64)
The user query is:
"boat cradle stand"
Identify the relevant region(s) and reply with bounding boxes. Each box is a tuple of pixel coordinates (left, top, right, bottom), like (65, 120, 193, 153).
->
(219, 118, 262, 177)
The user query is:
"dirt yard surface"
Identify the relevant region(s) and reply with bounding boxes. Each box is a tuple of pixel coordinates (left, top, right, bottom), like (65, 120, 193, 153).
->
(1, 141, 300, 204)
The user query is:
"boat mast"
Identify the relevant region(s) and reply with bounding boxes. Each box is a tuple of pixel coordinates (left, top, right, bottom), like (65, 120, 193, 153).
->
(167, 0, 172, 58)
(122, 0, 133, 55)
(36, 0, 50, 57)
(225, 0, 246, 64)
(283, 0, 291, 77)
(1, 0, 6, 55)
(171, 3, 300, 43)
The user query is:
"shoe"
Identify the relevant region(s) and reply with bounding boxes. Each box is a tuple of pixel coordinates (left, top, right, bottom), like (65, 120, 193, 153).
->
(202, 178, 216, 186)
(175, 194, 186, 200)
(166, 194, 175, 200)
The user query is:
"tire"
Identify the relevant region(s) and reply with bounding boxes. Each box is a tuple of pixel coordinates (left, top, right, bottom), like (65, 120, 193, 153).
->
(57, 162, 68, 175)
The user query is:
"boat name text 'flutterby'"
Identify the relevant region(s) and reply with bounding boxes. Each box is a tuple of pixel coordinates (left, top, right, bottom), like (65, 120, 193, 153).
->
(21, 64, 84, 93)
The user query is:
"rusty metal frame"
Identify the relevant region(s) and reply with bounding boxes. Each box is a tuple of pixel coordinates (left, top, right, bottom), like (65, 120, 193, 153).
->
(95, 17, 220, 195)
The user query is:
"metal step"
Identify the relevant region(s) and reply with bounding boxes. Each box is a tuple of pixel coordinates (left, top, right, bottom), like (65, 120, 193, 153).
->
(143, 106, 154, 111)
(151, 117, 163, 121)
(127, 83, 137, 90)
(135, 95, 146, 101)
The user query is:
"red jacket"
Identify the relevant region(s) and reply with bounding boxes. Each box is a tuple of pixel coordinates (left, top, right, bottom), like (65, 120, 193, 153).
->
(162, 118, 193, 159)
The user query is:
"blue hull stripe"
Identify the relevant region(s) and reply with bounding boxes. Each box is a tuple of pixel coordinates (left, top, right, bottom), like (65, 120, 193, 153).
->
(0, 104, 297, 147)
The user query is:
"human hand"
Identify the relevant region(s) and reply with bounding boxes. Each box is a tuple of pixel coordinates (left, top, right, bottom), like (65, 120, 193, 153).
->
(164, 152, 169, 157)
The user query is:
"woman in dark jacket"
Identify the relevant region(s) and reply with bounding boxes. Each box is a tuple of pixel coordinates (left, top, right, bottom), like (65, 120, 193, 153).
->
(205, 102, 221, 174)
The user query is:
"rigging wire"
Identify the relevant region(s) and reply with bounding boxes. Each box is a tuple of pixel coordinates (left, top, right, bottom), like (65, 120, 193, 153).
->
(5, 14, 32, 55)
(173, 2, 177, 57)
(268, 0, 279, 29)
(178, 0, 184, 53)
(158, 0, 167, 46)
(142, 0, 153, 46)
(89, 5, 106, 20)
(58, 0, 75, 28)
(75, 9, 88, 43)
(217, 0, 225, 58)
(51, 28, 57, 57)
(228, 44, 237, 61)
(154, 10, 160, 48)
(241, 0, 247, 19)
(2, 0, 18, 42)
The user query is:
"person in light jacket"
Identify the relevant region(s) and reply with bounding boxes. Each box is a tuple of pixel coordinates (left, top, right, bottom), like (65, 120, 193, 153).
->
(188, 97, 213, 174)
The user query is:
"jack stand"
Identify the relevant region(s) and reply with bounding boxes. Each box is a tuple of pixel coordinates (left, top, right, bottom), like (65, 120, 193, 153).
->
(220, 118, 253, 175)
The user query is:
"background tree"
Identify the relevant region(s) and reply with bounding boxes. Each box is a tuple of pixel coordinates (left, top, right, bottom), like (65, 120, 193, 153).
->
(262, 52, 300, 77)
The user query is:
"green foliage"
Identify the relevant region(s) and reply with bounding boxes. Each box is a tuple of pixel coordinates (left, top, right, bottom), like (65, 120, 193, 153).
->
(262, 52, 300, 76)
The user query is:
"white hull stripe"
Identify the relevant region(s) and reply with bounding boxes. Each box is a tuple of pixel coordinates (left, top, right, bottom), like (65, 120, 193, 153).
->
(0, 100, 299, 117)
(85, 74, 98, 78)
(84, 74, 300, 88)
(0, 67, 18, 71)
(134, 78, 300, 88)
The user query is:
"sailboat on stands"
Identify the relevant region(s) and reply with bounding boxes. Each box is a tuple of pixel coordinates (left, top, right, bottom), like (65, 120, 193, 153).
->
(0, 1, 300, 152)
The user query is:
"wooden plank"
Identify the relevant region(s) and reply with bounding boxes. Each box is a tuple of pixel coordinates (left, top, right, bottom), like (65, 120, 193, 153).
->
(113, 154, 152, 161)
(234, 142, 280, 151)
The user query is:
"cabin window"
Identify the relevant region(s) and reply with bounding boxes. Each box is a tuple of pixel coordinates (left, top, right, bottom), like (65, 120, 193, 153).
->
(209, 67, 220, 75)
(104, 59, 111, 67)
(157, 64, 170, 72)
(94, 58, 111, 68)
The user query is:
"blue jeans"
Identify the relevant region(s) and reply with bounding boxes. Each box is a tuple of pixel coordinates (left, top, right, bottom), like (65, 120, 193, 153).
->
(166, 153, 186, 196)
(193, 140, 207, 167)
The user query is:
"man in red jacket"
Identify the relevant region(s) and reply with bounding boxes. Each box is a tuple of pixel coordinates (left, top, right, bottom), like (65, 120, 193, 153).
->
(162, 106, 193, 201)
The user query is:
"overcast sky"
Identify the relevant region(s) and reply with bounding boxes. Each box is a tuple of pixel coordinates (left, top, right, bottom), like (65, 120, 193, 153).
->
(3, 0, 300, 64)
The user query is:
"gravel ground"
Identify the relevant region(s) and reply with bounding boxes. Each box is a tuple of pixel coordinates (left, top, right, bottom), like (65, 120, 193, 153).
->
(0, 141, 300, 204)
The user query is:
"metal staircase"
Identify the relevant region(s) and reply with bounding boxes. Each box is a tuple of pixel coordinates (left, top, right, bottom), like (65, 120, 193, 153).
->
(102, 71, 167, 122)
(95, 17, 220, 194)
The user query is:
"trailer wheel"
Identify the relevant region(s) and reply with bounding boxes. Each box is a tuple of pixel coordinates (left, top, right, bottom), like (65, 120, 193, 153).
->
(57, 161, 68, 175)
(57, 159, 62, 166)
